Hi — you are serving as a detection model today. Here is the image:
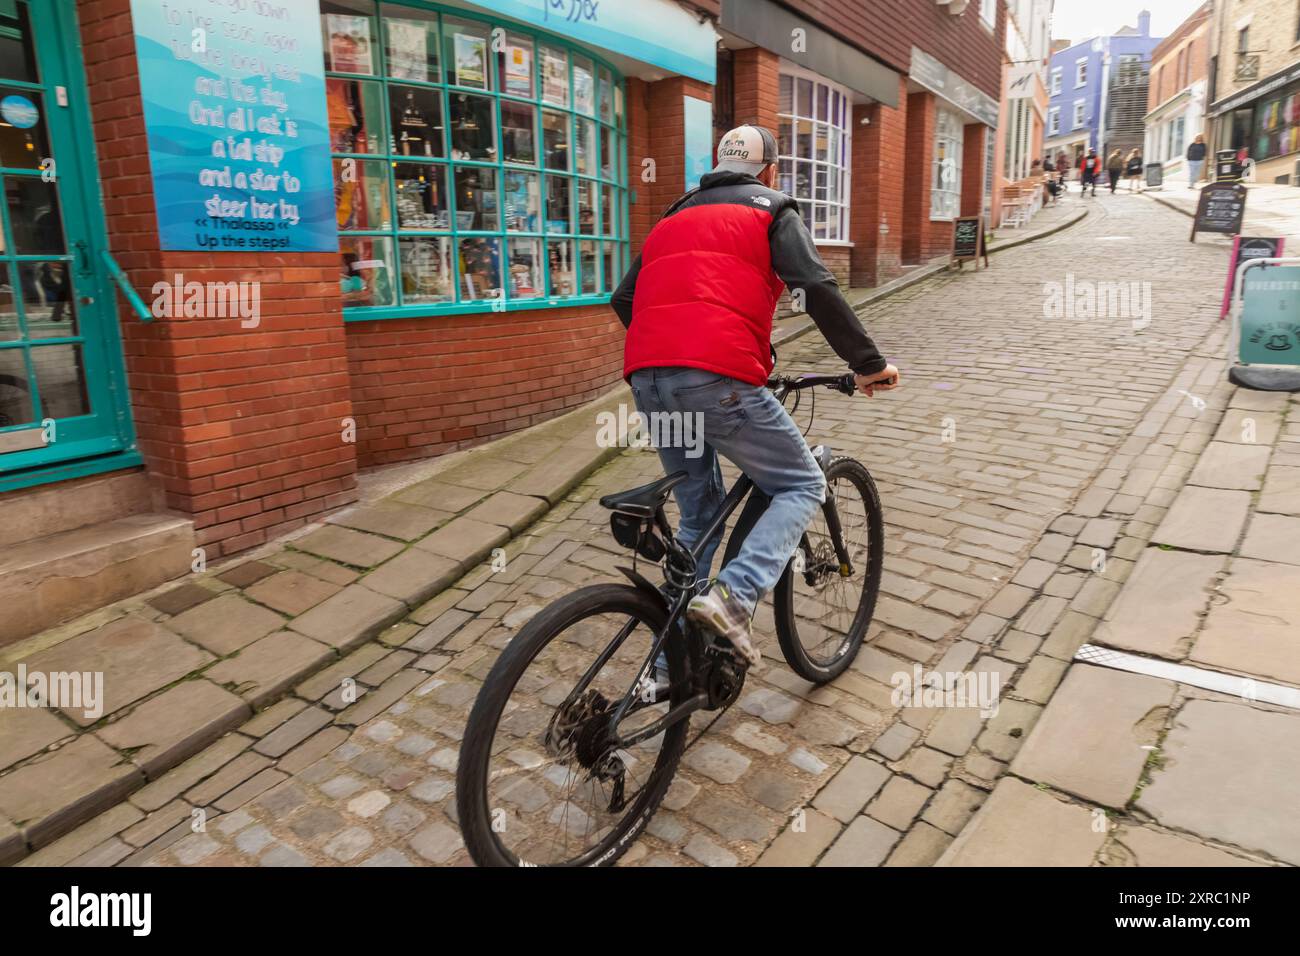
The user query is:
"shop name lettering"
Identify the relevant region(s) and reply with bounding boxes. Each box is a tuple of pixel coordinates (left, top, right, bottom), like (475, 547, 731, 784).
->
(544, 0, 599, 25)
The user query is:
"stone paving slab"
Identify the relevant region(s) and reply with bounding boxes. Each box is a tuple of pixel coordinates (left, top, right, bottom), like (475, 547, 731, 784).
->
(1238, 513, 1300, 566)
(1258, 465, 1300, 515)
(1010, 664, 1174, 807)
(326, 500, 451, 541)
(168, 593, 285, 656)
(96, 680, 250, 778)
(288, 585, 407, 651)
(1192, 557, 1300, 686)
(205, 632, 334, 708)
(361, 550, 461, 607)
(392, 480, 489, 513)
(413, 517, 510, 565)
(1187, 441, 1271, 490)
(1103, 825, 1266, 867)
(1091, 548, 1223, 659)
(1137, 699, 1300, 866)
(245, 570, 342, 617)
(938, 777, 1105, 867)
(20, 615, 213, 726)
(463, 491, 549, 535)
(0, 706, 74, 773)
(1151, 486, 1250, 553)
(0, 735, 141, 849)
(293, 525, 405, 569)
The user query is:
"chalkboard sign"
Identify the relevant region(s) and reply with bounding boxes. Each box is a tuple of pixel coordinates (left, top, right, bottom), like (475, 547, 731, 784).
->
(952, 215, 987, 269)
(1145, 162, 1163, 188)
(1215, 149, 1241, 182)
(1191, 182, 1247, 241)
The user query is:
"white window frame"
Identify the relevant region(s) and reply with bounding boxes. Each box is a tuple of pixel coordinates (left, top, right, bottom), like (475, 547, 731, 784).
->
(1075, 58, 1088, 88)
(1048, 106, 1060, 135)
(1050, 67, 1062, 95)
(777, 65, 853, 243)
(930, 108, 964, 222)
(1072, 100, 1085, 128)
(980, 0, 996, 30)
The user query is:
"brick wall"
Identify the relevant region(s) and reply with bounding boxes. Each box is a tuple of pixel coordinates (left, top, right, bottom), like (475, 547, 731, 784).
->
(902, 91, 936, 264)
(1149, 27, 1210, 109)
(777, 0, 1004, 99)
(733, 46, 781, 131)
(850, 77, 908, 286)
(815, 245, 852, 288)
(343, 306, 624, 468)
(79, 0, 358, 559)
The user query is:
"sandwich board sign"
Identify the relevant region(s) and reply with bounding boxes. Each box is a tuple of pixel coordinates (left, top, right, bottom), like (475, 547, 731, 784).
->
(1228, 258, 1300, 392)
(1220, 237, 1285, 318)
(952, 216, 988, 270)
(1191, 182, 1246, 242)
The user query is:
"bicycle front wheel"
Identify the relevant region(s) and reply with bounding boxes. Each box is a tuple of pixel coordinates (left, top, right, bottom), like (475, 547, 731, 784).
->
(456, 583, 689, 867)
(773, 457, 884, 683)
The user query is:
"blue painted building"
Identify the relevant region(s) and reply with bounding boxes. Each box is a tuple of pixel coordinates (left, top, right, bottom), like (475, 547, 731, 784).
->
(1044, 11, 1162, 171)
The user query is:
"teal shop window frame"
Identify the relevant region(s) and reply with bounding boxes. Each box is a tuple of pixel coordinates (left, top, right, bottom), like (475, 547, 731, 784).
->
(324, 0, 630, 323)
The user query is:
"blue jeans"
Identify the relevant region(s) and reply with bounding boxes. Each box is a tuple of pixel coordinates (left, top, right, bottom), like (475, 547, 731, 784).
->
(1187, 159, 1204, 187)
(629, 367, 827, 614)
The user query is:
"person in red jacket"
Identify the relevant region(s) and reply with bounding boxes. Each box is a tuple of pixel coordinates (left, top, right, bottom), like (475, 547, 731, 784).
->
(1079, 148, 1102, 196)
(612, 125, 899, 667)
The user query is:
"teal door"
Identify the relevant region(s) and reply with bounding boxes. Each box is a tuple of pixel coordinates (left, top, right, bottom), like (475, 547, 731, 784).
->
(0, 0, 135, 487)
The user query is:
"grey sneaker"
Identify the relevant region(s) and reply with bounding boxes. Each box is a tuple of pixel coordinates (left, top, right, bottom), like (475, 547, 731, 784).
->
(686, 584, 760, 667)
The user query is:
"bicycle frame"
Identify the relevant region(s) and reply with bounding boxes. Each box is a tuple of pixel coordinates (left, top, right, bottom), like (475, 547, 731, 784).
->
(574, 373, 861, 750)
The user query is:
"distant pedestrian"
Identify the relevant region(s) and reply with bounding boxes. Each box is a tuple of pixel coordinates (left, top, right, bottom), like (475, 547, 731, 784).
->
(1125, 148, 1144, 192)
(1079, 148, 1101, 196)
(1055, 153, 1070, 178)
(1106, 149, 1124, 193)
(1186, 134, 1206, 189)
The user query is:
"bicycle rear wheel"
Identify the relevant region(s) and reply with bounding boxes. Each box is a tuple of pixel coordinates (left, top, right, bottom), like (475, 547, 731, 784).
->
(773, 457, 883, 683)
(456, 583, 689, 867)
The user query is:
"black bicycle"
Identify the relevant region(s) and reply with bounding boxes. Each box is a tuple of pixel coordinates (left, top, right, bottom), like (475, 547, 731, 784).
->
(456, 372, 885, 866)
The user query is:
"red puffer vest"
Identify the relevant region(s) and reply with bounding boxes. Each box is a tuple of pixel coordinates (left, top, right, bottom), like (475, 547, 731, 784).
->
(624, 173, 796, 386)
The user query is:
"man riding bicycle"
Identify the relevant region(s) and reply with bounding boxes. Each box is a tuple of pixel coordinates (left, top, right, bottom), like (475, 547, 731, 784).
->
(611, 124, 900, 668)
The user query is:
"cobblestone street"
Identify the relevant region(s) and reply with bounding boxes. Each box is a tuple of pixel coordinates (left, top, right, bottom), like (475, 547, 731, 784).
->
(14, 192, 1282, 868)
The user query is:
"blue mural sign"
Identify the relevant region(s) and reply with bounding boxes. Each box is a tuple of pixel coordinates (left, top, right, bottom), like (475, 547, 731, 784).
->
(466, 0, 717, 84)
(1239, 267, 1300, 366)
(129, 0, 336, 252)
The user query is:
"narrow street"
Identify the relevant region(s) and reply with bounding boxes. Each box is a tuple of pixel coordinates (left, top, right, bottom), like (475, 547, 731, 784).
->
(24, 189, 1278, 869)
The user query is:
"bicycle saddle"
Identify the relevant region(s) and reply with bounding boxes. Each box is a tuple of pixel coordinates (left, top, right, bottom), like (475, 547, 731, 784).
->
(598, 471, 688, 517)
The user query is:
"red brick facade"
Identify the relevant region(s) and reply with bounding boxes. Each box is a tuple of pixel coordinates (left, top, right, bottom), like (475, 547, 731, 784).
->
(781, 0, 1004, 99)
(850, 76, 909, 286)
(343, 307, 623, 470)
(80, 0, 357, 559)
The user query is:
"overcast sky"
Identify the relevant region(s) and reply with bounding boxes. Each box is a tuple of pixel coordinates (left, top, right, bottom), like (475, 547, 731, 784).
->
(1050, 0, 1207, 45)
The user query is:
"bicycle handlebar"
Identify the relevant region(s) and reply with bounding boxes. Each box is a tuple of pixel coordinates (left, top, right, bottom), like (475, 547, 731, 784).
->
(767, 372, 896, 396)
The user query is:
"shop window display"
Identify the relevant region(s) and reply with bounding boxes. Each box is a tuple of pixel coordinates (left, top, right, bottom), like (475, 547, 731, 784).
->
(324, 1, 627, 315)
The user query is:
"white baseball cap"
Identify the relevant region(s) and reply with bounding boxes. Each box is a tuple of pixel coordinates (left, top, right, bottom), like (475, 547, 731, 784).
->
(713, 125, 778, 175)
